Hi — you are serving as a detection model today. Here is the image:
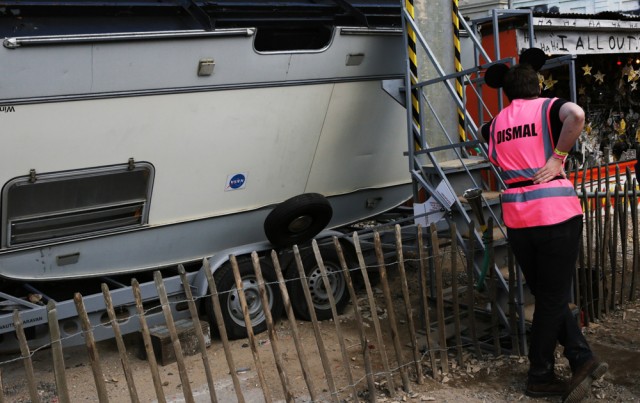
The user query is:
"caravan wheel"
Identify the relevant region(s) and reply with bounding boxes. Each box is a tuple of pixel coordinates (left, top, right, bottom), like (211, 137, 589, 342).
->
(288, 244, 352, 321)
(264, 193, 332, 248)
(206, 258, 283, 340)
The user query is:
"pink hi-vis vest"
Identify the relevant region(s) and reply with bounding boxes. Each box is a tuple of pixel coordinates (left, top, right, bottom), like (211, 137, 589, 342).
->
(488, 98, 582, 229)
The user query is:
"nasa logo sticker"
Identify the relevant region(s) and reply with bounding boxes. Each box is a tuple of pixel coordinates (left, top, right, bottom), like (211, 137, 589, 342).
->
(225, 173, 247, 191)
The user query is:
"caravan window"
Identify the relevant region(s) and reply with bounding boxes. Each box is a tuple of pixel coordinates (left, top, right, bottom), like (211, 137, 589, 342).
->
(2, 163, 154, 247)
(254, 26, 333, 52)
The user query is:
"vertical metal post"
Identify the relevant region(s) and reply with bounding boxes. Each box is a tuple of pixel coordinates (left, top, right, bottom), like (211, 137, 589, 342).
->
(492, 10, 504, 111)
(402, 0, 423, 204)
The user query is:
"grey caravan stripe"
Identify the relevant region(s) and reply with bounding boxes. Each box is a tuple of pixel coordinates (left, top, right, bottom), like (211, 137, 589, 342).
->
(2, 75, 402, 106)
(502, 186, 577, 203)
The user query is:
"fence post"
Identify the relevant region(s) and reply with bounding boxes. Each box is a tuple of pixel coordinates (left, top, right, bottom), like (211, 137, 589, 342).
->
(487, 219, 500, 356)
(583, 184, 595, 322)
(101, 283, 140, 403)
(177, 265, 218, 403)
(47, 301, 71, 403)
(394, 225, 424, 384)
(629, 179, 639, 301)
(417, 225, 440, 377)
(250, 252, 294, 402)
(131, 279, 167, 403)
(0, 368, 4, 403)
(603, 161, 612, 315)
(228, 255, 273, 403)
(620, 180, 630, 307)
(311, 242, 358, 401)
(202, 259, 247, 403)
(334, 236, 377, 402)
(13, 310, 40, 403)
(594, 165, 603, 318)
(374, 231, 410, 392)
(430, 223, 449, 375)
(464, 222, 482, 358)
(270, 249, 318, 401)
(153, 271, 194, 403)
(353, 233, 396, 394)
(292, 246, 339, 402)
(507, 247, 520, 356)
(449, 223, 464, 366)
(73, 293, 109, 402)
(611, 184, 621, 310)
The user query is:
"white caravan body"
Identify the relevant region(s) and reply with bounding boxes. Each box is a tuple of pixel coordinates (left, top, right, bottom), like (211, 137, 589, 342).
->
(0, 1, 410, 280)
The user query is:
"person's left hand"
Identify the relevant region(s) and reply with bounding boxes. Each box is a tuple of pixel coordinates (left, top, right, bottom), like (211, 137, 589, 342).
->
(533, 157, 566, 184)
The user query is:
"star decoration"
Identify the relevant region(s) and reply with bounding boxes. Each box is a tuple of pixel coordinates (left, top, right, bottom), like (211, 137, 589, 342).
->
(632, 81, 638, 91)
(582, 64, 592, 75)
(537, 73, 545, 89)
(543, 74, 558, 90)
(578, 86, 586, 95)
(628, 68, 638, 82)
(594, 70, 605, 84)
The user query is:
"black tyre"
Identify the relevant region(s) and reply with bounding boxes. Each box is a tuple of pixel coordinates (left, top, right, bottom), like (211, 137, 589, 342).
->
(206, 257, 283, 340)
(264, 193, 333, 248)
(288, 243, 353, 321)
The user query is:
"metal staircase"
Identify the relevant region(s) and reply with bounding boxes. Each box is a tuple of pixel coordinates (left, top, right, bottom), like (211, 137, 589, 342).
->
(398, 4, 541, 354)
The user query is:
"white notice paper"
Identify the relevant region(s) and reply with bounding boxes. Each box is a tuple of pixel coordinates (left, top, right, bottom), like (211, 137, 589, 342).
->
(413, 181, 457, 227)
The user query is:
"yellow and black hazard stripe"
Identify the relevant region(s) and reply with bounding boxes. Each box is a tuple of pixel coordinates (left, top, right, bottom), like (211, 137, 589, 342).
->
(452, 0, 466, 141)
(405, 0, 421, 149)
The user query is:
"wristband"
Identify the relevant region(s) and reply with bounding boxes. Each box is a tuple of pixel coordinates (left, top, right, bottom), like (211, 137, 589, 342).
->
(551, 147, 568, 162)
(553, 147, 569, 156)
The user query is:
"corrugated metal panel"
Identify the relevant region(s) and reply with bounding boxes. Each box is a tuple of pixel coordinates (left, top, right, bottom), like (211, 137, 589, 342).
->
(0, 0, 403, 38)
(513, 0, 640, 14)
(0, 1, 403, 33)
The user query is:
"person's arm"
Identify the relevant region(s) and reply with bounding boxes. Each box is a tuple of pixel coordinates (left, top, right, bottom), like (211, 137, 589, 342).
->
(533, 101, 585, 184)
(480, 119, 492, 143)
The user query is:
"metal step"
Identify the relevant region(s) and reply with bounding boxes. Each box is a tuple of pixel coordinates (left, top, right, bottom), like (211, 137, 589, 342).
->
(458, 190, 501, 205)
(421, 156, 491, 175)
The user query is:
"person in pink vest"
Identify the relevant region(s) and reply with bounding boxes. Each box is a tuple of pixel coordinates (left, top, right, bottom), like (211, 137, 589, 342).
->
(482, 48, 607, 402)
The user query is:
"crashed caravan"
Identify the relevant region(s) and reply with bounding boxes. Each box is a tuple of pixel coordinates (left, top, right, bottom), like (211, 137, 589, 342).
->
(0, 0, 411, 281)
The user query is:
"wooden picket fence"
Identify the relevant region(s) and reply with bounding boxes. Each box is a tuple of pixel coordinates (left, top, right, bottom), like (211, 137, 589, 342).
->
(573, 162, 640, 324)
(1, 224, 505, 403)
(1, 171, 639, 402)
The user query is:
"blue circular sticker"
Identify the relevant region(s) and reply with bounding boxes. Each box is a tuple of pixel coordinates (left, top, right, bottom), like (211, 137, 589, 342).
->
(228, 174, 246, 189)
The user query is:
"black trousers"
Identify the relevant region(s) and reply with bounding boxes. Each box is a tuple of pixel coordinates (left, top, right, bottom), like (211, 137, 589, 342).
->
(507, 215, 593, 381)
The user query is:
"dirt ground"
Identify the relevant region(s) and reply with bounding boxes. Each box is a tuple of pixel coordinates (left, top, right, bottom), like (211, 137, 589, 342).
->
(1, 262, 640, 403)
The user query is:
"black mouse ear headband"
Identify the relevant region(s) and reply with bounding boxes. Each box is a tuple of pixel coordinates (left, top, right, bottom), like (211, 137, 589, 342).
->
(484, 47, 547, 89)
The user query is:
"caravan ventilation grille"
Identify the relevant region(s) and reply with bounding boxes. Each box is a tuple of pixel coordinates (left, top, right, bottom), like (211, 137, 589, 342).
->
(9, 201, 145, 245)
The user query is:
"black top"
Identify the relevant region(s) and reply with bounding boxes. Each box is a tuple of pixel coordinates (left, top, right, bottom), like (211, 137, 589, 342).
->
(481, 98, 569, 146)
